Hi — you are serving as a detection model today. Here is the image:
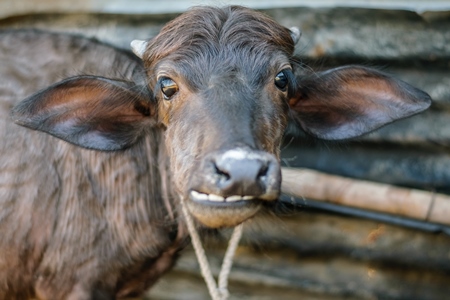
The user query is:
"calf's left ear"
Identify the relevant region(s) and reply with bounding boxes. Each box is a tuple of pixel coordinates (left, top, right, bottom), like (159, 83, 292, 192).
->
(288, 66, 432, 140)
(11, 76, 155, 151)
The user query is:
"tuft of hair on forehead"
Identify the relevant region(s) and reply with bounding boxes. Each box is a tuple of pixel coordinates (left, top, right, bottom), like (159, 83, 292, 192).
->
(143, 6, 296, 72)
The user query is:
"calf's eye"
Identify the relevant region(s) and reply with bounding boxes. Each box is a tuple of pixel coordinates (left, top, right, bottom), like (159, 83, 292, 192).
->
(274, 71, 288, 90)
(160, 78, 178, 100)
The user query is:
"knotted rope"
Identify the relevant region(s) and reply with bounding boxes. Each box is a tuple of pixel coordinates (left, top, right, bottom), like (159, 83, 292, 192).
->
(180, 197, 244, 300)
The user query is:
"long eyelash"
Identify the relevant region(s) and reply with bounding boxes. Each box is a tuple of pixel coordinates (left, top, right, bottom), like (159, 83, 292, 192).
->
(285, 69, 298, 98)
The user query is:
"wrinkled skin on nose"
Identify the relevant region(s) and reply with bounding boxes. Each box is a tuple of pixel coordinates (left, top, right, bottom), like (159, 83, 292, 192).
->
(193, 148, 281, 200)
(187, 147, 281, 228)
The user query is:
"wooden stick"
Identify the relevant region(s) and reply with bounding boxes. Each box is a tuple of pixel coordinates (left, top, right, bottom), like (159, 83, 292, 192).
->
(281, 167, 450, 226)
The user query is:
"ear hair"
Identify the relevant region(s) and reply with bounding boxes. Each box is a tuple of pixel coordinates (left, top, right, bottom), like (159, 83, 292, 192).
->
(131, 40, 148, 59)
(288, 66, 432, 140)
(12, 76, 155, 151)
(289, 27, 301, 45)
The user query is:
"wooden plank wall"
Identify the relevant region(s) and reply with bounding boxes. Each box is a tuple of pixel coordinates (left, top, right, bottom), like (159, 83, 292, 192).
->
(276, 7, 450, 193)
(1, 3, 449, 299)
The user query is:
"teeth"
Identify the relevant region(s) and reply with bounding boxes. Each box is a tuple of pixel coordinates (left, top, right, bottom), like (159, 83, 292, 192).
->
(190, 191, 256, 203)
(190, 190, 209, 201)
(226, 195, 242, 202)
(208, 194, 225, 202)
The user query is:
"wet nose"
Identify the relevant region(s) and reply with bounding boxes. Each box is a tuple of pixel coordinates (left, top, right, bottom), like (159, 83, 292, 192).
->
(212, 148, 280, 198)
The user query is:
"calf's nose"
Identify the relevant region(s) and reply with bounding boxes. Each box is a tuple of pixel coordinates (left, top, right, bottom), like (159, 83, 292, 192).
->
(212, 148, 280, 198)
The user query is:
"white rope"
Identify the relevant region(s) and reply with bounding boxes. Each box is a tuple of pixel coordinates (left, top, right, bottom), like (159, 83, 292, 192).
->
(180, 196, 244, 300)
(218, 223, 243, 299)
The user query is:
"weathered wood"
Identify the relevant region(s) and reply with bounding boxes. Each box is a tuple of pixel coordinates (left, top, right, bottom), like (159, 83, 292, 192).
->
(2, 0, 449, 19)
(360, 109, 450, 144)
(281, 167, 450, 225)
(147, 212, 450, 299)
(281, 140, 450, 191)
(267, 7, 450, 63)
(1, 7, 450, 65)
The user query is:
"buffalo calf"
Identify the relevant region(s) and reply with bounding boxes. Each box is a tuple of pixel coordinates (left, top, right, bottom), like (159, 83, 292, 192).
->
(0, 6, 430, 299)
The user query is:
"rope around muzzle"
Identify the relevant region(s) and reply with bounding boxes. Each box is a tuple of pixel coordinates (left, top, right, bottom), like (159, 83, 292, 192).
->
(180, 196, 244, 300)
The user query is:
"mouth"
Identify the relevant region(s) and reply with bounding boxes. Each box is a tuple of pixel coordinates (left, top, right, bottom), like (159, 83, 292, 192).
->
(190, 190, 257, 206)
(186, 190, 277, 228)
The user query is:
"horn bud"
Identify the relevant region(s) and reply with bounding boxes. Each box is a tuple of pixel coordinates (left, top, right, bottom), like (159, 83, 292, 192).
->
(289, 27, 301, 45)
(130, 40, 148, 59)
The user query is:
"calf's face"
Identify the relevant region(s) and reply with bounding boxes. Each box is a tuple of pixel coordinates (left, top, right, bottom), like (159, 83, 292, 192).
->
(139, 7, 297, 227)
(154, 62, 289, 227)
(11, 6, 431, 228)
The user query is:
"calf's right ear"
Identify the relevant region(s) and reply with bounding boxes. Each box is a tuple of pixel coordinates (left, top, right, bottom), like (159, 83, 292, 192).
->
(11, 76, 156, 151)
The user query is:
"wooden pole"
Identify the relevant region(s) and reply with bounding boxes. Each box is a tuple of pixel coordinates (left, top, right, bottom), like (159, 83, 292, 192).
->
(281, 167, 450, 226)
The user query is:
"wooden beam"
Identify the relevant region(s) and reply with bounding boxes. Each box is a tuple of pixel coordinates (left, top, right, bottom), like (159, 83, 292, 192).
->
(281, 167, 450, 226)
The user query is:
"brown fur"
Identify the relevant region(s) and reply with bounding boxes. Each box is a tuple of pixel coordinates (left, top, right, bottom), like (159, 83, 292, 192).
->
(0, 30, 183, 299)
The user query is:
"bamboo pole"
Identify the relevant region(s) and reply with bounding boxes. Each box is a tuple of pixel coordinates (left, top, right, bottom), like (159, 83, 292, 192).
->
(281, 167, 450, 226)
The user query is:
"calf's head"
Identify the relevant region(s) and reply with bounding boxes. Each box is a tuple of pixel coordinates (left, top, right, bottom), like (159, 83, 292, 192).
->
(11, 6, 431, 228)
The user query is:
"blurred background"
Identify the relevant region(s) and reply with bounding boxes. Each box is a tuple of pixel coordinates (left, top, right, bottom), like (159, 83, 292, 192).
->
(2, 1, 450, 299)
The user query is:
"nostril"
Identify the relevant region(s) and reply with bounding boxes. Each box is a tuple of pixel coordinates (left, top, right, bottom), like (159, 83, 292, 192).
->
(257, 164, 269, 180)
(213, 163, 230, 181)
